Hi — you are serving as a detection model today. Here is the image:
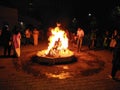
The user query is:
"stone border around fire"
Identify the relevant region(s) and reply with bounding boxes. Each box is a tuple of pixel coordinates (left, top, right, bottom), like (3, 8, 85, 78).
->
(31, 55, 77, 65)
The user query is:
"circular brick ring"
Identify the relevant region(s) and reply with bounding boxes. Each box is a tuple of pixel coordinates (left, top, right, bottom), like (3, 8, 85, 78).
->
(31, 54, 77, 65)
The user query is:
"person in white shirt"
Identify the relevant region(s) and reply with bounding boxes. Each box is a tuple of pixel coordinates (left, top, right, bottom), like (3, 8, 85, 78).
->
(76, 27, 84, 52)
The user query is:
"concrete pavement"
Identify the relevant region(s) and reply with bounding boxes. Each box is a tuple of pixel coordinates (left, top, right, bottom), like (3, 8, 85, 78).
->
(0, 40, 120, 90)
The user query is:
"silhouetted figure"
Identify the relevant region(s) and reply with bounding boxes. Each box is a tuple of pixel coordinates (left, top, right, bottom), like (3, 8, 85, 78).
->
(25, 28, 32, 45)
(33, 27, 39, 46)
(89, 29, 96, 49)
(103, 30, 111, 49)
(0, 28, 2, 46)
(109, 33, 120, 80)
(71, 33, 77, 47)
(1, 24, 12, 56)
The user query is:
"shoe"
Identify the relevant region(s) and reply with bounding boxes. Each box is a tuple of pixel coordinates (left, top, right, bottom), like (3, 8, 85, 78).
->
(108, 75, 115, 79)
(108, 75, 112, 78)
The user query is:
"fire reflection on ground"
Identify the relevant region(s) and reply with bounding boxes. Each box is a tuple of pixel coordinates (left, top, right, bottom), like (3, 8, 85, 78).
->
(45, 72, 71, 79)
(45, 66, 71, 79)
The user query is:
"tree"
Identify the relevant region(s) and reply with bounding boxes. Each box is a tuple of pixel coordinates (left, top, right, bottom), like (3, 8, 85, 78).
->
(111, 6, 120, 29)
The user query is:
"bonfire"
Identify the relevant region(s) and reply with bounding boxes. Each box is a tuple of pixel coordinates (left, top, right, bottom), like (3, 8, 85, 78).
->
(37, 25, 74, 58)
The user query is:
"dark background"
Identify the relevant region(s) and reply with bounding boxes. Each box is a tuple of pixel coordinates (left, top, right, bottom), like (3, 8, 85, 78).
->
(0, 0, 120, 31)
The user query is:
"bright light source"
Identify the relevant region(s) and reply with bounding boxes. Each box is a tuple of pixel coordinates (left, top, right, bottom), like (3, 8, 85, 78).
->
(20, 21, 23, 25)
(88, 13, 91, 16)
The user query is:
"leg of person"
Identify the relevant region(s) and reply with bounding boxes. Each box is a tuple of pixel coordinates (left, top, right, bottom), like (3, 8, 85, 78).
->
(25, 38, 28, 45)
(111, 63, 118, 79)
(15, 48, 20, 57)
(77, 39, 80, 52)
(88, 40, 91, 49)
(3, 45, 7, 56)
(8, 45, 12, 56)
(79, 38, 83, 51)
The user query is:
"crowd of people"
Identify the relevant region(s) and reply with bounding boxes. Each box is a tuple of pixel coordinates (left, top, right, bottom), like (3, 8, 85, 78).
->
(1, 22, 120, 56)
(0, 22, 120, 80)
(0, 23, 42, 57)
(69, 27, 120, 80)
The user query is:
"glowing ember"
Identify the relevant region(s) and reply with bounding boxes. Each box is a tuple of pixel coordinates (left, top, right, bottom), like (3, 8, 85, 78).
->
(37, 24, 74, 57)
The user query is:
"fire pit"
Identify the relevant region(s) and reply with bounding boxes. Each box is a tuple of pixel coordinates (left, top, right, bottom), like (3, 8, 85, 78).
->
(32, 23, 76, 65)
(34, 49, 75, 65)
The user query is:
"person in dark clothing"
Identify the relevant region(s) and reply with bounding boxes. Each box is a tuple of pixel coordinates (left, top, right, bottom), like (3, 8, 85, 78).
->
(103, 30, 111, 49)
(1, 25, 12, 56)
(0, 29, 2, 46)
(109, 33, 120, 80)
(109, 29, 118, 51)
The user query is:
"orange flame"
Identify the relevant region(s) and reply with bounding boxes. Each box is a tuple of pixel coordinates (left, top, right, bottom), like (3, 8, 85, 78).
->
(45, 26, 68, 54)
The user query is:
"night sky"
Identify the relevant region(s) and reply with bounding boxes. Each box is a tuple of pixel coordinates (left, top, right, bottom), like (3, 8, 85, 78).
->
(0, 0, 120, 29)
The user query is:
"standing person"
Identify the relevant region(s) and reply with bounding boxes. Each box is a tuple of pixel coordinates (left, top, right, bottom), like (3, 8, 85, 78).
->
(103, 30, 111, 49)
(109, 29, 118, 51)
(76, 27, 84, 52)
(71, 33, 77, 47)
(33, 27, 39, 46)
(109, 33, 120, 80)
(1, 24, 12, 57)
(25, 28, 32, 45)
(89, 29, 96, 49)
(0, 28, 2, 46)
(55, 21, 62, 30)
(12, 26, 21, 57)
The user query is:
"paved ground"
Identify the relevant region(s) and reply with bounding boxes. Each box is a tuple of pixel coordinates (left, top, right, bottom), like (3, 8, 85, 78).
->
(0, 40, 120, 90)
